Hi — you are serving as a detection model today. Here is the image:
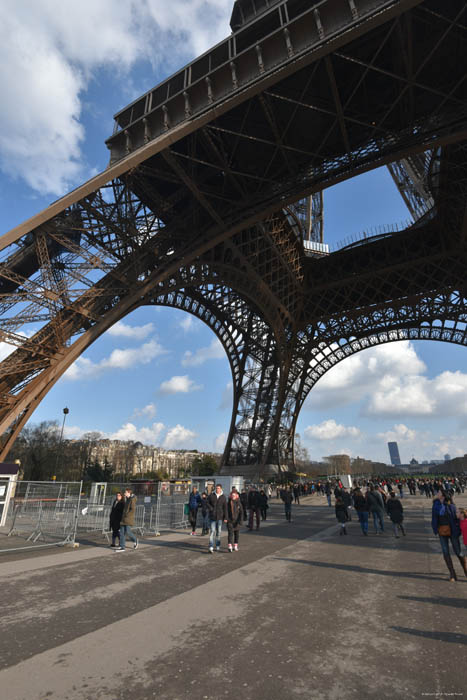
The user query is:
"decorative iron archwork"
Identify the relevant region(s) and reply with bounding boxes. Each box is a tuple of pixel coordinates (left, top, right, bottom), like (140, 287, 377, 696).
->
(0, 0, 467, 475)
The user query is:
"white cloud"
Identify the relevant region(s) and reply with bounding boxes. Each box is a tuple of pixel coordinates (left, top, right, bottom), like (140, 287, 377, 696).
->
(214, 432, 227, 452)
(159, 375, 202, 394)
(377, 424, 418, 443)
(110, 421, 165, 444)
(163, 424, 197, 449)
(304, 419, 361, 441)
(133, 403, 157, 420)
(182, 338, 225, 367)
(0, 1, 232, 195)
(305, 341, 467, 419)
(65, 339, 166, 380)
(179, 316, 198, 333)
(107, 322, 154, 340)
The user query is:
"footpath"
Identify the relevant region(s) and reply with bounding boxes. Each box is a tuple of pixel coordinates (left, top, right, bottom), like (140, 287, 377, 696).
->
(0, 494, 466, 700)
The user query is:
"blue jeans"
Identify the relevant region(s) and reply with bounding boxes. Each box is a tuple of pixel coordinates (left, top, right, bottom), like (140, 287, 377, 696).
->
(372, 510, 385, 532)
(120, 524, 137, 548)
(209, 519, 223, 548)
(326, 494, 331, 506)
(439, 535, 461, 557)
(357, 511, 369, 534)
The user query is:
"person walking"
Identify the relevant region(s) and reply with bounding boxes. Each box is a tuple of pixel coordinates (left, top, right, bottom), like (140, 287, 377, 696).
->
(200, 491, 210, 535)
(335, 496, 348, 535)
(227, 490, 244, 552)
(259, 489, 269, 520)
(367, 484, 385, 534)
(386, 492, 405, 538)
(353, 487, 369, 536)
(115, 488, 138, 552)
(247, 486, 261, 530)
(324, 481, 332, 507)
(109, 492, 124, 548)
(240, 489, 248, 521)
(207, 484, 227, 553)
(188, 486, 202, 535)
(341, 488, 352, 521)
(281, 487, 293, 522)
(432, 492, 467, 581)
(293, 484, 300, 505)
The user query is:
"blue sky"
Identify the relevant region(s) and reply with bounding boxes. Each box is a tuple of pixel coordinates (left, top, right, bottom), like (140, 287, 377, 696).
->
(0, 1, 465, 463)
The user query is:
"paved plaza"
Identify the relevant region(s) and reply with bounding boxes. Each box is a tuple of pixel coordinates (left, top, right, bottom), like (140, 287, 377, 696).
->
(0, 494, 466, 700)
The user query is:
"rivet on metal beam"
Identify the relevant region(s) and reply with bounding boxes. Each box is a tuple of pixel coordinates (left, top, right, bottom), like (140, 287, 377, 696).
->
(230, 61, 238, 89)
(256, 44, 265, 74)
(313, 9, 324, 39)
(142, 117, 151, 144)
(162, 105, 170, 131)
(348, 0, 358, 20)
(183, 91, 192, 119)
(283, 28, 294, 58)
(205, 76, 214, 104)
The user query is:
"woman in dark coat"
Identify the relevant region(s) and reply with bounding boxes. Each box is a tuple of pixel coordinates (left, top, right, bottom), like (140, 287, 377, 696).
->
(386, 492, 405, 538)
(227, 490, 244, 552)
(335, 497, 348, 536)
(109, 492, 124, 547)
(258, 489, 269, 520)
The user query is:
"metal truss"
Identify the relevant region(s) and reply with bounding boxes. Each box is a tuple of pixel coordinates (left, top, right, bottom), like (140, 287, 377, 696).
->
(1, 0, 467, 475)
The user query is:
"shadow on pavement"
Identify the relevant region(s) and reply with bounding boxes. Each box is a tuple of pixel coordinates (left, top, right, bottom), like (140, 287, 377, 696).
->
(390, 626, 467, 645)
(397, 595, 467, 609)
(273, 557, 450, 582)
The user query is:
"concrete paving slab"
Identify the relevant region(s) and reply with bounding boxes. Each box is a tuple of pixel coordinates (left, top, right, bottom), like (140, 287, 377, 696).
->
(0, 495, 466, 700)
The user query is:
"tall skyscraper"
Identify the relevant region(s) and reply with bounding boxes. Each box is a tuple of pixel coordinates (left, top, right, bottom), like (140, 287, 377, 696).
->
(388, 442, 401, 466)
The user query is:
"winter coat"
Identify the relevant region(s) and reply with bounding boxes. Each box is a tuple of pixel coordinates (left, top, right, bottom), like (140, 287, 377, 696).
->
(460, 518, 467, 546)
(281, 490, 293, 506)
(353, 492, 369, 512)
(121, 495, 137, 526)
(247, 490, 260, 509)
(188, 491, 202, 510)
(109, 498, 124, 529)
(335, 502, 347, 523)
(431, 499, 461, 538)
(258, 492, 269, 509)
(386, 498, 404, 524)
(207, 491, 227, 521)
(200, 495, 209, 515)
(227, 498, 244, 529)
(342, 492, 352, 508)
(367, 490, 385, 514)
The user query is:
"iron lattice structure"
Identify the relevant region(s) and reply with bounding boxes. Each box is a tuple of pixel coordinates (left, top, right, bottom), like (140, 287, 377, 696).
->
(1, 0, 467, 473)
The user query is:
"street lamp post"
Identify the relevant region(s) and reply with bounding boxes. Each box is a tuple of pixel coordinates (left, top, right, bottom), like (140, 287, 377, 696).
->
(55, 407, 69, 480)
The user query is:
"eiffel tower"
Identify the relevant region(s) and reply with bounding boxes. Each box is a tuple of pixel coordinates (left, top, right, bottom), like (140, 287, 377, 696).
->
(1, 0, 466, 477)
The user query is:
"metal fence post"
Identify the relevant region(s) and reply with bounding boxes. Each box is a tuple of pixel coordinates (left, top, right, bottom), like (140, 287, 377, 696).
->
(154, 481, 161, 536)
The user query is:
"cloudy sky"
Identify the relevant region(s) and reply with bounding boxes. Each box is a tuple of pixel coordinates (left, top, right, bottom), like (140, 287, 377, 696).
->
(0, 1, 465, 463)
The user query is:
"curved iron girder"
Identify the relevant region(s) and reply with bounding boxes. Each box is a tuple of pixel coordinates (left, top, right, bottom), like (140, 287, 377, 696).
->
(276, 290, 467, 465)
(145, 284, 284, 468)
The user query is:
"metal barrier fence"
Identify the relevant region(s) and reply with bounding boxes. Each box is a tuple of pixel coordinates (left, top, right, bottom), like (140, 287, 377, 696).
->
(0, 479, 190, 552)
(1, 480, 82, 552)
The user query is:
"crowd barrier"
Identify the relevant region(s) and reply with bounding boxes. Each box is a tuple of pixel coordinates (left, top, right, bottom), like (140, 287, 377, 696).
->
(0, 480, 190, 552)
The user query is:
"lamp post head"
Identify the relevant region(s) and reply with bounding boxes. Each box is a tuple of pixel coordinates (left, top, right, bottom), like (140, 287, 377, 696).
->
(63, 407, 69, 415)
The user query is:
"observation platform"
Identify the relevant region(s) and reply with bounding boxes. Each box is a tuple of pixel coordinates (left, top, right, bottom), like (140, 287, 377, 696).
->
(0, 494, 466, 700)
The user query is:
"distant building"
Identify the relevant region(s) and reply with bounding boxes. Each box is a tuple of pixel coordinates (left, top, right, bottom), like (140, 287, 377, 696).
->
(444, 453, 451, 462)
(388, 442, 401, 466)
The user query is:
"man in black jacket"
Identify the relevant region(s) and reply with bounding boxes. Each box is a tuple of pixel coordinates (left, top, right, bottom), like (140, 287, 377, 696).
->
(207, 484, 227, 553)
(247, 486, 261, 530)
